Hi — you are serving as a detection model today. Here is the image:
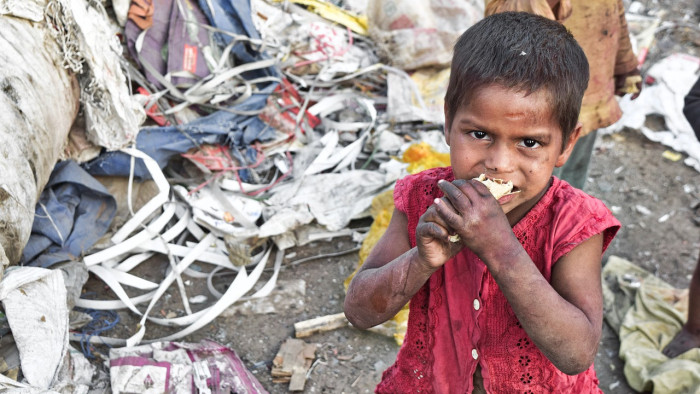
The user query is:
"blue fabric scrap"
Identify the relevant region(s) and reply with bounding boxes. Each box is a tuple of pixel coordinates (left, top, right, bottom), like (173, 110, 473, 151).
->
(197, 0, 279, 80)
(21, 160, 117, 268)
(82, 83, 278, 179)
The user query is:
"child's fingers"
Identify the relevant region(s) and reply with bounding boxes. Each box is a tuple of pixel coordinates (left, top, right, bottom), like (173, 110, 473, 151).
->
(432, 197, 464, 237)
(437, 179, 473, 212)
(419, 204, 454, 240)
(417, 220, 450, 241)
(463, 178, 493, 198)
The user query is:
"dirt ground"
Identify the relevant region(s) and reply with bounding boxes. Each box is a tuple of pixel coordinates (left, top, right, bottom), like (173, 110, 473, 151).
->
(83, 118, 700, 394)
(75, 2, 700, 393)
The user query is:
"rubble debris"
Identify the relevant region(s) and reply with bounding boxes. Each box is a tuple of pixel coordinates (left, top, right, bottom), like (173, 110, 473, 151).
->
(294, 312, 348, 338)
(271, 337, 318, 391)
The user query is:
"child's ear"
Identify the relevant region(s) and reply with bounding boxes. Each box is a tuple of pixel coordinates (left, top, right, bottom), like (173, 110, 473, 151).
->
(443, 103, 451, 146)
(555, 122, 582, 167)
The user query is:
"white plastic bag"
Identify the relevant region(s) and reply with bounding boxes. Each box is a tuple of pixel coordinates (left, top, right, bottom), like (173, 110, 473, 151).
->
(367, 0, 484, 70)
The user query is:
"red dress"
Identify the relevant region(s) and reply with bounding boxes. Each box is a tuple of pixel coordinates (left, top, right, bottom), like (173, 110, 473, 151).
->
(377, 167, 620, 393)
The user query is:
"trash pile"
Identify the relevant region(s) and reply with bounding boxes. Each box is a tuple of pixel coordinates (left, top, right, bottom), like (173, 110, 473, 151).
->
(0, 0, 699, 392)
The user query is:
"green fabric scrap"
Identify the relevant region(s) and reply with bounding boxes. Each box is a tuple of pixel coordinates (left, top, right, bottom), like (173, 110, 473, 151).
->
(602, 255, 700, 394)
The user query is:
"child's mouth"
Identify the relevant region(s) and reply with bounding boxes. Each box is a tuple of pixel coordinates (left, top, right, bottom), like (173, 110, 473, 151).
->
(497, 190, 519, 204)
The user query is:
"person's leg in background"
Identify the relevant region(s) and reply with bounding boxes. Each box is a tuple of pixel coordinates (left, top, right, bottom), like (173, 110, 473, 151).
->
(552, 129, 598, 190)
(663, 252, 700, 357)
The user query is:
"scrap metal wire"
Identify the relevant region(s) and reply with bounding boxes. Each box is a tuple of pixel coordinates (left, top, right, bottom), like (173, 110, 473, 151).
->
(74, 308, 120, 359)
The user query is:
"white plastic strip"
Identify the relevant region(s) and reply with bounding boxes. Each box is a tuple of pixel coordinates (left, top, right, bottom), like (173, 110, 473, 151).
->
(218, 178, 268, 193)
(127, 233, 217, 346)
(113, 252, 154, 273)
(147, 245, 271, 343)
(111, 148, 170, 243)
(137, 241, 234, 269)
(83, 203, 177, 266)
(99, 267, 159, 290)
(75, 290, 156, 311)
(249, 248, 283, 298)
(87, 265, 144, 316)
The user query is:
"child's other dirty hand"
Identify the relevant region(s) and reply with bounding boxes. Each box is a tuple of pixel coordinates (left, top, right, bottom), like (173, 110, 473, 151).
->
(415, 199, 464, 270)
(614, 69, 642, 100)
(434, 179, 515, 260)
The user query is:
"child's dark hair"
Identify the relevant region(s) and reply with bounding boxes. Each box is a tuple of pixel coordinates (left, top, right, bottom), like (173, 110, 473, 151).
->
(445, 12, 589, 148)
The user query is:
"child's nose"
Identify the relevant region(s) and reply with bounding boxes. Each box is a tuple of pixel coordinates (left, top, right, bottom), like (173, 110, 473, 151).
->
(484, 143, 514, 173)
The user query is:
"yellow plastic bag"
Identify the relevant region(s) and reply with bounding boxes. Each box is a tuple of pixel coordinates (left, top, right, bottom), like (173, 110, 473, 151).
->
(274, 0, 368, 35)
(345, 142, 450, 345)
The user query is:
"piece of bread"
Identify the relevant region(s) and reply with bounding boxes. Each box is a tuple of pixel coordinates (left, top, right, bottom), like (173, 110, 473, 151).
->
(473, 174, 516, 200)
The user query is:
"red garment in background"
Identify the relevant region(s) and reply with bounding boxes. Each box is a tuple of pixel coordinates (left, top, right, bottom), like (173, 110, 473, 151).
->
(377, 167, 620, 393)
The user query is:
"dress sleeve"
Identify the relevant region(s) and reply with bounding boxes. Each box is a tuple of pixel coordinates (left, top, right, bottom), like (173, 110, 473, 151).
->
(551, 192, 621, 263)
(613, 0, 639, 75)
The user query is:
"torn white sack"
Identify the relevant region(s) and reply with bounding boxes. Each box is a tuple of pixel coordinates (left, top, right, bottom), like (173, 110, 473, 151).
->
(0, 15, 80, 267)
(602, 53, 700, 173)
(0, 267, 69, 389)
(0, 0, 44, 21)
(367, 0, 484, 70)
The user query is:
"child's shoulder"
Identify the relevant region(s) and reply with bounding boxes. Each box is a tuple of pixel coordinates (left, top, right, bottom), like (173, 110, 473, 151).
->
(393, 167, 453, 217)
(547, 177, 612, 215)
(543, 177, 621, 255)
(399, 167, 454, 185)
(395, 167, 453, 205)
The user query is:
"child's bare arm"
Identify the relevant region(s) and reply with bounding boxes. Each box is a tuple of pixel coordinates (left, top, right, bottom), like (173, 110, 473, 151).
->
(436, 179, 604, 375)
(487, 233, 604, 375)
(344, 207, 451, 329)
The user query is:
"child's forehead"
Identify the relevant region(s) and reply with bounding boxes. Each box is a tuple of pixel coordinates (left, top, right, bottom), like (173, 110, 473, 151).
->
(468, 83, 553, 106)
(459, 84, 560, 127)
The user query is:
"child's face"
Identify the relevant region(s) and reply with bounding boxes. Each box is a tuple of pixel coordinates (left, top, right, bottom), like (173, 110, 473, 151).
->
(444, 84, 579, 223)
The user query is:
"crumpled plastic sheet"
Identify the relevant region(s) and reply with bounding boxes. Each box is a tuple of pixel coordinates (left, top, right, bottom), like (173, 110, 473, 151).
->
(261, 169, 398, 249)
(109, 340, 267, 393)
(82, 83, 278, 179)
(602, 53, 700, 173)
(387, 67, 450, 124)
(21, 160, 116, 268)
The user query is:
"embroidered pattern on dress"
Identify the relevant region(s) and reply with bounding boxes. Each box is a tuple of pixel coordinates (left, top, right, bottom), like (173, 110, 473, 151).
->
(381, 169, 612, 393)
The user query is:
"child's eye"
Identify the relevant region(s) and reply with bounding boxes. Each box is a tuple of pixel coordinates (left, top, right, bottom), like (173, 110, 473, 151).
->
(468, 130, 490, 140)
(519, 138, 541, 148)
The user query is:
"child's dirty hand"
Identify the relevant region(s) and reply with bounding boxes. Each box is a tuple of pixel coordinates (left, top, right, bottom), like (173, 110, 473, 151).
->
(433, 179, 514, 259)
(415, 200, 465, 269)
